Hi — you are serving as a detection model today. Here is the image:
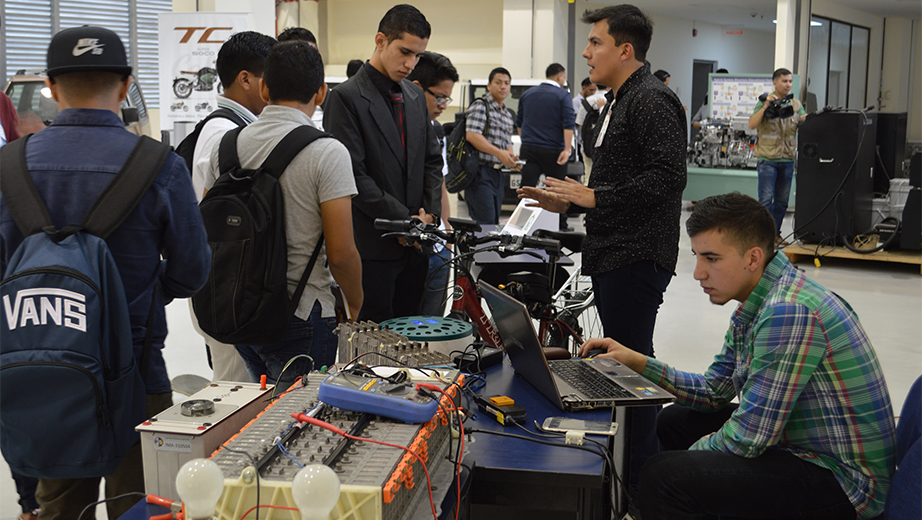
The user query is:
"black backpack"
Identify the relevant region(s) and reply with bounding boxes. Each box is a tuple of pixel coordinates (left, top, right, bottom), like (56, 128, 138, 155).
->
(174, 108, 247, 173)
(192, 125, 329, 345)
(445, 97, 490, 193)
(581, 98, 603, 161)
(0, 136, 166, 478)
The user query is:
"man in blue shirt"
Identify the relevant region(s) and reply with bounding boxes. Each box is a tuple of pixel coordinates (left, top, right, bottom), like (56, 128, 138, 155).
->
(517, 63, 577, 230)
(0, 26, 210, 520)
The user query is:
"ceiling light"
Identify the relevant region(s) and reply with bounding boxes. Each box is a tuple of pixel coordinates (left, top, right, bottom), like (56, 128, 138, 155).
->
(772, 20, 823, 26)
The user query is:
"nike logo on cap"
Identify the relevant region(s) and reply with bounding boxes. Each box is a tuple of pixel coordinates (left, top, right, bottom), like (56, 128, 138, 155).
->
(72, 38, 105, 56)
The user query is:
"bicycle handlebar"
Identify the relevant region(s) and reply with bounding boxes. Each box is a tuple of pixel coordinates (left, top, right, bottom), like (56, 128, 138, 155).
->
(373, 218, 562, 256)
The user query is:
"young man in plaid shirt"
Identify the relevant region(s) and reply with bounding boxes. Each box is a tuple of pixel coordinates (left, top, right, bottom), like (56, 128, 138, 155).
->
(581, 192, 896, 520)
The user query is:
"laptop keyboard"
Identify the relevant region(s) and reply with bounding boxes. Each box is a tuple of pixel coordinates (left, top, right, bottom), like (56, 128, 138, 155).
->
(548, 361, 636, 400)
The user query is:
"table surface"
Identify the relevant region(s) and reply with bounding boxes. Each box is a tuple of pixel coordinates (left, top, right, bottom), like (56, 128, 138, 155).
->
(463, 359, 610, 477)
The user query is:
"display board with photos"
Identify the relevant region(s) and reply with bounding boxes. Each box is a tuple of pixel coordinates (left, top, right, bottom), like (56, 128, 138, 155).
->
(707, 73, 801, 120)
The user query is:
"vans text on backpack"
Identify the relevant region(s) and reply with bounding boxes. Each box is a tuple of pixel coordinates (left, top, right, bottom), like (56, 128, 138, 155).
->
(444, 97, 490, 193)
(0, 135, 168, 479)
(192, 125, 329, 346)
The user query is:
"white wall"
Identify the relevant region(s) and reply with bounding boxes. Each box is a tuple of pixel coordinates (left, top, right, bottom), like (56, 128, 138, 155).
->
(911, 20, 922, 143)
(569, 5, 775, 135)
(811, 0, 883, 110)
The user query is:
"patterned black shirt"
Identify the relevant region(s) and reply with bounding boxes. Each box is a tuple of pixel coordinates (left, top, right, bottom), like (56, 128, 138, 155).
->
(584, 63, 687, 276)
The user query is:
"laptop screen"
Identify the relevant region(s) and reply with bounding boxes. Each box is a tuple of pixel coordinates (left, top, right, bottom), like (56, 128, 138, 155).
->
(479, 281, 565, 408)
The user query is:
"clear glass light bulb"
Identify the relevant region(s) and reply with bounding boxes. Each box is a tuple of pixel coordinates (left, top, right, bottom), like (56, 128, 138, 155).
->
(291, 464, 341, 520)
(175, 458, 224, 520)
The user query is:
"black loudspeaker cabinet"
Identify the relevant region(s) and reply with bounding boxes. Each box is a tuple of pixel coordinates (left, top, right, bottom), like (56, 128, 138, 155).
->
(795, 111, 876, 244)
(874, 112, 908, 194)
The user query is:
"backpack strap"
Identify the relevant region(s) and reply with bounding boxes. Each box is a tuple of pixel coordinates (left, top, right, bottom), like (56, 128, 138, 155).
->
(259, 125, 333, 312)
(203, 107, 247, 128)
(290, 233, 325, 313)
(260, 125, 332, 179)
(81, 136, 171, 239)
(0, 135, 54, 237)
(217, 126, 245, 175)
(581, 97, 594, 113)
(480, 97, 491, 138)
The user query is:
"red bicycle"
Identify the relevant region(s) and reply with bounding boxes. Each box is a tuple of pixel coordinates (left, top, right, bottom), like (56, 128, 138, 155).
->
(374, 218, 597, 354)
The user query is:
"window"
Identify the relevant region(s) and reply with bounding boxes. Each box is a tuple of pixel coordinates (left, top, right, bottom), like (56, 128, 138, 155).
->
(806, 16, 870, 110)
(1, 0, 172, 107)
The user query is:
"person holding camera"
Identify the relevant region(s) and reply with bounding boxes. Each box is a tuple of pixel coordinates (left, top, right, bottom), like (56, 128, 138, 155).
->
(748, 68, 806, 244)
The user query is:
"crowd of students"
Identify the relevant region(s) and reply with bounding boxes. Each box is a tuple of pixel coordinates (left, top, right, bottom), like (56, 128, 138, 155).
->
(0, 4, 901, 520)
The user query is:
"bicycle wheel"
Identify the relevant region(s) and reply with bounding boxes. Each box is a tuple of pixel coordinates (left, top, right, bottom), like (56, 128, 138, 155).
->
(552, 266, 602, 353)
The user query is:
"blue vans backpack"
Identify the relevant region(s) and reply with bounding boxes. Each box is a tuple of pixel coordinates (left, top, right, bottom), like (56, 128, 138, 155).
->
(0, 135, 169, 479)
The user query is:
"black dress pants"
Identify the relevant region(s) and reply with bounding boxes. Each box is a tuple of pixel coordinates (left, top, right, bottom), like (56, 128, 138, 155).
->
(638, 403, 857, 520)
(520, 143, 568, 229)
(358, 248, 429, 323)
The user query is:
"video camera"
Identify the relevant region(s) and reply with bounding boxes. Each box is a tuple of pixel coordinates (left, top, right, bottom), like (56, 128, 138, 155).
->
(758, 93, 795, 120)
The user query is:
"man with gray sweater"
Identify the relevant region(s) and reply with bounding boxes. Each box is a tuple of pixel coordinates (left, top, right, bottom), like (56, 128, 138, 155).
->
(206, 41, 363, 384)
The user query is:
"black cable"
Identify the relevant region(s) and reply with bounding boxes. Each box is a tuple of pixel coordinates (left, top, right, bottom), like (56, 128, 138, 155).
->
(77, 492, 147, 520)
(842, 217, 901, 254)
(522, 420, 626, 511)
(342, 352, 440, 378)
(220, 445, 261, 520)
(468, 426, 628, 510)
(787, 109, 871, 245)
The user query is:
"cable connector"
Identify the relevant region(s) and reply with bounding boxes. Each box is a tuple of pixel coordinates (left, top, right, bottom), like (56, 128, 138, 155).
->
(565, 430, 585, 446)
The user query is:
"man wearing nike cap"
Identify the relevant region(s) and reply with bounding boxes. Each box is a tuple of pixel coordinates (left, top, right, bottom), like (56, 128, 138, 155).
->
(0, 26, 210, 519)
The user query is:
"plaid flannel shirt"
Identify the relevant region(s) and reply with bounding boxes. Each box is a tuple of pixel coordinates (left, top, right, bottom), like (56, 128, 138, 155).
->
(465, 96, 514, 165)
(643, 253, 896, 519)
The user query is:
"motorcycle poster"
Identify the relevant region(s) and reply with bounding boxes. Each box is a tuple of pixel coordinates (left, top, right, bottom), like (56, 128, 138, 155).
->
(158, 12, 247, 131)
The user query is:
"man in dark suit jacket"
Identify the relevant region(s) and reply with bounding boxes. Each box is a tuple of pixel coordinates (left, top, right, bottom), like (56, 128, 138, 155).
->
(324, 4, 443, 323)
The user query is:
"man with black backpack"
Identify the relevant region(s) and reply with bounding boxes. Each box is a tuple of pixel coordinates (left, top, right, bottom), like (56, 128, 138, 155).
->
(201, 40, 363, 386)
(0, 26, 210, 520)
(463, 67, 520, 225)
(179, 30, 276, 384)
(187, 31, 276, 199)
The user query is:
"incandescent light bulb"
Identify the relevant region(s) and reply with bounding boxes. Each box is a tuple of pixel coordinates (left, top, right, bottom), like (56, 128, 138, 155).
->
(291, 464, 341, 520)
(175, 458, 224, 520)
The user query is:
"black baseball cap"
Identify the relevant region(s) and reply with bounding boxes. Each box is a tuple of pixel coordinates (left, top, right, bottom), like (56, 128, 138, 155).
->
(46, 26, 132, 78)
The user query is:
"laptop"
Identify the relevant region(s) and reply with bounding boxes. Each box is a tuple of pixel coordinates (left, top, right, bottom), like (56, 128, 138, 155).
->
(479, 281, 675, 411)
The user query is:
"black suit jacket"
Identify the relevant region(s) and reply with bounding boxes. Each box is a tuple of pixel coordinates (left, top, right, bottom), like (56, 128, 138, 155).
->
(324, 66, 443, 261)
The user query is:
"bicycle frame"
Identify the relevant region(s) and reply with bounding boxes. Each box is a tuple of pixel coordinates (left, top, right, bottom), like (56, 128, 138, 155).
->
(448, 273, 503, 348)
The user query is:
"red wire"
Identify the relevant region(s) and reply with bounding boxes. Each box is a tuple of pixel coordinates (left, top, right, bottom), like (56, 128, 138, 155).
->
(417, 383, 464, 520)
(237, 504, 298, 520)
(291, 413, 439, 520)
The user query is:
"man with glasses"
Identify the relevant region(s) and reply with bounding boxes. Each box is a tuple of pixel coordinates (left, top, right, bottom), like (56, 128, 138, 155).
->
(407, 51, 458, 316)
(464, 67, 520, 224)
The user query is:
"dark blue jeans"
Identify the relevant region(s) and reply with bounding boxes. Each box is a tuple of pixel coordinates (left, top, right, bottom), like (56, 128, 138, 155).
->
(592, 260, 673, 489)
(639, 404, 856, 520)
(421, 246, 452, 316)
(12, 471, 39, 513)
(465, 163, 504, 225)
(757, 160, 794, 235)
(235, 300, 338, 387)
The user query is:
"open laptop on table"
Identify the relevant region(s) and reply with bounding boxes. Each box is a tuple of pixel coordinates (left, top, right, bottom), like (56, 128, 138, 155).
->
(479, 281, 675, 412)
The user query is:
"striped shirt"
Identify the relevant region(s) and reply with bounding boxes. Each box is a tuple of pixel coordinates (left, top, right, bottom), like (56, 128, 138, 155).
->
(465, 95, 514, 165)
(643, 253, 896, 519)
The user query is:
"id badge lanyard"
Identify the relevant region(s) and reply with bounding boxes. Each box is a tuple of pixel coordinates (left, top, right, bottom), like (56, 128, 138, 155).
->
(594, 104, 613, 149)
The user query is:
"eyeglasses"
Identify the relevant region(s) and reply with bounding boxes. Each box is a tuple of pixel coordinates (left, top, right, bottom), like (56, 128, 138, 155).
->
(425, 87, 452, 106)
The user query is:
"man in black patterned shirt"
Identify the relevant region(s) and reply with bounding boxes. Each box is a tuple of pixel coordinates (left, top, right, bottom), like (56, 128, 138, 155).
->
(519, 4, 686, 488)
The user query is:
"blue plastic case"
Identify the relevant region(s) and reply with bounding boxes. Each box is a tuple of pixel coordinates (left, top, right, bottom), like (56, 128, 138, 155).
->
(318, 372, 439, 424)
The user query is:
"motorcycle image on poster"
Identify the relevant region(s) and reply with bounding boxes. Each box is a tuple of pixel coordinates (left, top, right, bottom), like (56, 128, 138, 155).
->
(158, 12, 247, 131)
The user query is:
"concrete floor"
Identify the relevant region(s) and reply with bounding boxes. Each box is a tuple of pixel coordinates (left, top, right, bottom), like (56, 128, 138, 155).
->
(2, 197, 919, 519)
